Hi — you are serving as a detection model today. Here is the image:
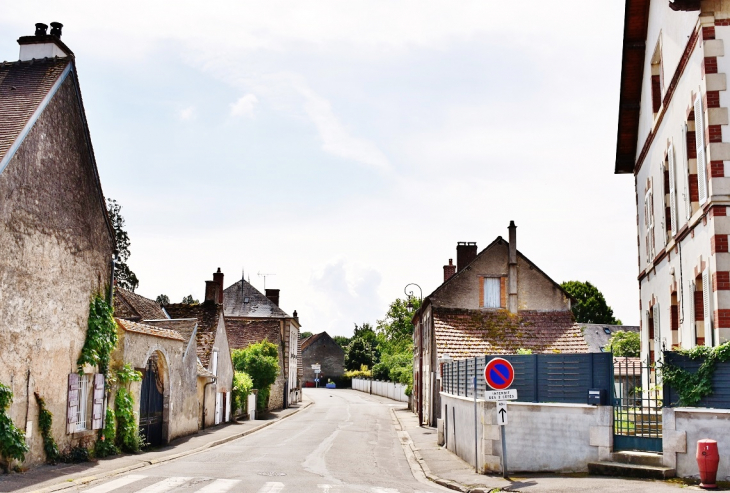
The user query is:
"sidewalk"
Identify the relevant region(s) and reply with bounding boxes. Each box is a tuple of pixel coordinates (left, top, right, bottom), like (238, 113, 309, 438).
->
(0, 399, 312, 493)
(391, 408, 703, 493)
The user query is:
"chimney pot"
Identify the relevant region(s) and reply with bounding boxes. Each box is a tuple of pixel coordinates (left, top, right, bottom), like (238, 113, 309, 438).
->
(212, 268, 224, 303)
(35, 23, 48, 36)
(443, 258, 456, 282)
(456, 242, 477, 272)
(50, 22, 63, 38)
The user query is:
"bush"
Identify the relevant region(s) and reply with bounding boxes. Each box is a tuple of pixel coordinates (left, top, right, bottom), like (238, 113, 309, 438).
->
(606, 331, 640, 357)
(232, 341, 280, 412)
(231, 371, 254, 414)
(344, 365, 372, 379)
(0, 384, 28, 469)
(94, 409, 119, 458)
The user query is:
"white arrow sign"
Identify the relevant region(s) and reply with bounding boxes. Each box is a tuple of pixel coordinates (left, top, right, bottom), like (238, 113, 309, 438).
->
(496, 401, 508, 425)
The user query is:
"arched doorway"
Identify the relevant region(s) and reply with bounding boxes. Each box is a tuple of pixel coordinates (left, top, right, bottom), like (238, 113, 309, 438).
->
(140, 353, 165, 447)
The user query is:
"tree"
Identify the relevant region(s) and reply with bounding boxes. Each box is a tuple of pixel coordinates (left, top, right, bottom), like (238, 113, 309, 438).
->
(231, 340, 280, 411)
(300, 331, 313, 339)
(345, 324, 378, 371)
(560, 281, 621, 325)
(181, 295, 199, 304)
(606, 331, 640, 357)
(333, 335, 351, 350)
(107, 198, 139, 292)
(377, 297, 421, 353)
(155, 294, 169, 305)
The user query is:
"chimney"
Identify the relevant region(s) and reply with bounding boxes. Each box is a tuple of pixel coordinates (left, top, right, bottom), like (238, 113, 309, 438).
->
(293, 310, 299, 323)
(508, 221, 518, 314)
(205, 268, 224, 303)
(18, 22, 73, 61)
(213, 267, 224, 303)
(456, 242, 477, 272)
(266, 289, 280, 307)
(443, 258, 456, 282)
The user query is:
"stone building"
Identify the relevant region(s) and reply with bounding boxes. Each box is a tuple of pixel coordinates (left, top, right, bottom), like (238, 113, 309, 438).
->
(220, 273, 302, 410)
(616, 0, 730, 362)
(412, 222, 588, 426)
(301, 332, 345, 385)
(0, 24, 116, 466)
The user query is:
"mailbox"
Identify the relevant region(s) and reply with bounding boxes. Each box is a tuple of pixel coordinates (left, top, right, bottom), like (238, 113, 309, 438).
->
(587, 389, 607, 406)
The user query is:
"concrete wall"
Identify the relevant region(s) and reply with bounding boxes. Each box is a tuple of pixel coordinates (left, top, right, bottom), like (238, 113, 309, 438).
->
(0, 73, 114, 466)
(663, 407, 730, 480)
(441, 392, 612, 473)
(352, 378, 409, 403)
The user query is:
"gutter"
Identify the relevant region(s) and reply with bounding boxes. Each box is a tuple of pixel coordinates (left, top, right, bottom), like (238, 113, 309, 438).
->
(201, 377, 216, 430)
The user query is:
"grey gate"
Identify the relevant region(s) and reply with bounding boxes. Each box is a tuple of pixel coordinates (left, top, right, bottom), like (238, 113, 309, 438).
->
(613, 357, 662, 452)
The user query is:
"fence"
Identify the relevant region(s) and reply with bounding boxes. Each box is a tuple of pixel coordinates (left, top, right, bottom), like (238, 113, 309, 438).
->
(663, 351, 730, 408)
(352, 378, 409, 402)
(442, 353, 613, 404)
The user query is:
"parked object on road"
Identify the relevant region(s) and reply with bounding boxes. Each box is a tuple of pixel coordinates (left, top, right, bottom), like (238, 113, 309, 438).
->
(326, 382, 336, 389)
(697, 439, 719, 489)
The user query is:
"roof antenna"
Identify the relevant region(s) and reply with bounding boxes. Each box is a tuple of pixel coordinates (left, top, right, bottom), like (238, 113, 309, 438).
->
(257, 271, 276, 290)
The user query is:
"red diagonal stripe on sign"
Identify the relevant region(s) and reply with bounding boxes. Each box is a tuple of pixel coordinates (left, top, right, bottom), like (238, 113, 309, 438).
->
(493, 365, 508, 383)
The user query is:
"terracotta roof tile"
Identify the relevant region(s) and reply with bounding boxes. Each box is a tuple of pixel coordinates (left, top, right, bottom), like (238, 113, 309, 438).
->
(147, 319, 197, 343)
(0, 57, 72, 164)
(434, 308, 588, 360)
(115, 318, 185, 342)
(114, 288, 168, 321)
(165, 302, 222, 367)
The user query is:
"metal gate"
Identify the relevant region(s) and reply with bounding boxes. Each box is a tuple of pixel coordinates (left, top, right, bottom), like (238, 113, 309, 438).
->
(613, 358, 662, 452)
(140, 357, 164, 447)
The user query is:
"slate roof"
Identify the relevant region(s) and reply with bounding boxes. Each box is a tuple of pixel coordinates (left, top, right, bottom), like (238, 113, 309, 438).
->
(0, 57, 72, 164)
(433, 308, 588, 359)
(114, 288, 168, 321)
(165, 302, 222, 367)
(115, 318, 185, 342)
(223, 279, 290, 318)
(579, 323, 640, 353)
(224, 318, 281, 351)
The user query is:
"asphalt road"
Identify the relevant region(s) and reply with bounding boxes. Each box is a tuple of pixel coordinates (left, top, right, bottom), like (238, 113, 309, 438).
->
(74, 389, 448, 493)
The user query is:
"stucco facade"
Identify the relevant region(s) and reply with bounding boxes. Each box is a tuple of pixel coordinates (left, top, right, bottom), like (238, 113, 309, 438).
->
(0, 34, 114, 466)
(617, 0, 730, 362)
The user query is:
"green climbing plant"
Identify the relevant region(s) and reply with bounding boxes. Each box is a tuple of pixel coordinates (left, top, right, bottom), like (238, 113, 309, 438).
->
(661, 341, 730, 406)
(93, 408, 118, 458)
(113, 364, 143, 453)
(0, 383, 28, 471)
(77, 296, 118, 375)
(34, 393, 59, 464)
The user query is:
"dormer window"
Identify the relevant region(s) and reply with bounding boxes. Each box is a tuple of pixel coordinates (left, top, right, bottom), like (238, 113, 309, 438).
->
(651, 37, 663, 115)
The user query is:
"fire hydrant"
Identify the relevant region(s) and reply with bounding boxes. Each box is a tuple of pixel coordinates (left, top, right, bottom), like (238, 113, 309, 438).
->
(696, 439, 720, 489)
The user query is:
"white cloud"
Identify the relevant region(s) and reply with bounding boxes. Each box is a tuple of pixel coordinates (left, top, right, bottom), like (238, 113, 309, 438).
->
(230, 93, 259, 118)
(178, 106, 196, 121)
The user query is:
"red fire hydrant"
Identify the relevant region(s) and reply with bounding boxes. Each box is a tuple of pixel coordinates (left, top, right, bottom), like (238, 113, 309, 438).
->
(696, 439, 720, 489)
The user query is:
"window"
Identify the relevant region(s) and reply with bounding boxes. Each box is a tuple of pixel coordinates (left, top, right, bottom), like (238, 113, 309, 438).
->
(682, 123, 693, 220)
(212, 350, 219, 377)
(667, 144, 678, 236)
(651, 38, 663, 115)
(67, 373, 105, 434)
(695, 94, 708, 204)
(480, 277, 505, 309)
(644, 180, 656, 262)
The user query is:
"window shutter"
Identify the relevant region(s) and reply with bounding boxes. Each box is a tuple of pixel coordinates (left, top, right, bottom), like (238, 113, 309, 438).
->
(91, 374, 105, 430)
(212, 351, 219, 377)
(668, 145, 678, 235)
(67, 373, 80, 434)
(682, 123, 692, 220)
(645, 192, 650, 262)
(653, 303, 661, 351)
(483, 278, 500, 308)
(703, 268, 712, 345)
(695, 95, 708, 203)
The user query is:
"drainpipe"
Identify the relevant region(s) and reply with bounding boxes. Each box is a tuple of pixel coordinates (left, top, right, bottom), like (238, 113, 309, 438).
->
(508, 221, 518, 314)
(107, 251, 117, 304)
(201, 377, 217, 430)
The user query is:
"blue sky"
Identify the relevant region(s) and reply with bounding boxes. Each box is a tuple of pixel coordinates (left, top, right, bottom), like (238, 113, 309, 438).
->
(1, 2, 637, 335)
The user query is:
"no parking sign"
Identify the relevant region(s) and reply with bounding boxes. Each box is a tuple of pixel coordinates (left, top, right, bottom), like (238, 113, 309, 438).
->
(484, 357, 515, 390)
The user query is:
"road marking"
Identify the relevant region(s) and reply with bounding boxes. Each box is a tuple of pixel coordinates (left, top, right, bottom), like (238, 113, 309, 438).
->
(257, 482, 285, 493)
(317, 485, 342, 492)
(83, 475, 147, 492)
(196, 479, 241, 492)
(135, 476, 192, 492)
(371, 488, 399, 493)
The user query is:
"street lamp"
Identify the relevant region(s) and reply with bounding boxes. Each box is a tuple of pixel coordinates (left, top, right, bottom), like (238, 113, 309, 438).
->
(404, 283, 422, 309)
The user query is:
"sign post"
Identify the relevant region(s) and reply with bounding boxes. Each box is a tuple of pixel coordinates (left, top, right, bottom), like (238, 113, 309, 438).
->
(312, 363, 321, 388)
(484, 357, 514, 479)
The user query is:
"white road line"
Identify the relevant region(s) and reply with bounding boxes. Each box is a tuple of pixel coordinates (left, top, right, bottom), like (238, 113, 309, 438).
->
(257, 482, 285, 493)
(317, 485, 341, 492)
(82, 474, 147, 492)
(135, 476, 193, 493)
(371, 489, 400, 493)
(196, 479, 241, 493)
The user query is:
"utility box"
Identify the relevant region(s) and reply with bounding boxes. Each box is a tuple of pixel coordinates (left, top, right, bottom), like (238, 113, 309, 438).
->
(588, 389, 607, 406)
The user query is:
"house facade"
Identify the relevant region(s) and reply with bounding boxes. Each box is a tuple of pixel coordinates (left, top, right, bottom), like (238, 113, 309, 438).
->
(301, 332, 345, 385)
(412, 222, 588, 426)
(0, 24, 116, 466)
(616, 0, 730, 362)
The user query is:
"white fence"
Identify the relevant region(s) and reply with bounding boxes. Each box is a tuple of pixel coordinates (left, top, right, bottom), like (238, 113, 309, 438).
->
(352, 378, 409, 403)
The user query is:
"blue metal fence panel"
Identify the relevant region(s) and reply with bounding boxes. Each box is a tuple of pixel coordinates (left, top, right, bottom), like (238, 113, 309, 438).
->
(663, 352, 730, 408)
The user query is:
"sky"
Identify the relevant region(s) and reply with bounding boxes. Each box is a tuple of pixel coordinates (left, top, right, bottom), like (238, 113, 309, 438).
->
(0, 2, 638, 336)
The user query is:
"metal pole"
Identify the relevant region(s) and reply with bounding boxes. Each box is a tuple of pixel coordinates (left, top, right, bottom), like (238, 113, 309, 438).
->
(501, 424, 508, 478)
(474, 375, 478, 473)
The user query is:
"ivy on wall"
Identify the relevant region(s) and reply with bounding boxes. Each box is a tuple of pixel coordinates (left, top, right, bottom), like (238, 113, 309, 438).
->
(93, 408, 118, 458)
(0, 383, 28, 471)
(77, 296, 118, 375)
(113, 364, 143, 453)
(661, 341, 730, 406)
(33, 393, 59, 464)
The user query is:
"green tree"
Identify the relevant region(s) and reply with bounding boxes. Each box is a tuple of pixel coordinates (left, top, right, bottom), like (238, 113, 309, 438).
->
(606, 330, 640, 357)
(155, 294, 170, 305)
(377, 297, 421, 353)
(560, 281, 621, 325)
(107, 198, 139, 292)
(181, 295, 199, 304)
(300, 331, 313, 339)
(345, 323, 379, 371)
(232, 341, 280, 411)
(231, 371, 254, 414)
(333, 335, 351, 350)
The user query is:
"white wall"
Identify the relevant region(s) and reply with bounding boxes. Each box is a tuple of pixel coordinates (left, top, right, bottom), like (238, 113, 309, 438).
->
(663, 407, 730, 479)
(352, 378, 409, 403)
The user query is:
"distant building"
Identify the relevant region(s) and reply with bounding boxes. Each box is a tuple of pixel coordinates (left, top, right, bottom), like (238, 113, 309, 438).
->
(616, 0, 730, 362)
(0, 23, 115, 466)
(301, 332, 345, 385)
(579, 324, 641, 353)
(412, 222, 588, 426)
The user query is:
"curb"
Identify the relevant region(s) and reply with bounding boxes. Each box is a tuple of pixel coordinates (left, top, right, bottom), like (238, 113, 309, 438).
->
(389, 408, 500, 493)
(29, 401, 313, 493)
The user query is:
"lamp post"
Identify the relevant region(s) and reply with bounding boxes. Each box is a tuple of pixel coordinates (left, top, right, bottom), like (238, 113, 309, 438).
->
(404, 283, 422, 309)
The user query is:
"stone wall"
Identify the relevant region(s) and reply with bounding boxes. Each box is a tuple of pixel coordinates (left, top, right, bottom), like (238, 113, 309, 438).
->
(302, 334, 345, 383)
(0, 73, 114, 466)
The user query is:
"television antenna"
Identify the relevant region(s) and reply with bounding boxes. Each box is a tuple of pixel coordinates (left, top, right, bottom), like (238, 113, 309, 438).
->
(257, 271, 276, 289)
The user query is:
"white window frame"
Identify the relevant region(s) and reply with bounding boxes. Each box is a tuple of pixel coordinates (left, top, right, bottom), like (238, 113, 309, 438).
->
(668, 143, 678, 236)
(645, 181, 655, 262)
(482, 277, 501, 308)
(212, 350, 219, 377)
(703, 268, 712, 347)
(76, 374, 91, 432)
(682, 123, 692, 220)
